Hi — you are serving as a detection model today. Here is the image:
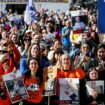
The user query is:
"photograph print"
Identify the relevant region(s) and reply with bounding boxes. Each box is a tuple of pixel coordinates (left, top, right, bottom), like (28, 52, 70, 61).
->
(2, 71, 28, 104)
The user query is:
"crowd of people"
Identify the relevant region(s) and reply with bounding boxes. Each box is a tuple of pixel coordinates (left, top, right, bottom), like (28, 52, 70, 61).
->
(0, 3, 105, 105)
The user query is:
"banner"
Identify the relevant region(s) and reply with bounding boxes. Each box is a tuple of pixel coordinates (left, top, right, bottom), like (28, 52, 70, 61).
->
(2, 71, 28, 104)
(59, 78, 79, 105)
(98, 0, 105, 33)
(86, 80, 104, 105)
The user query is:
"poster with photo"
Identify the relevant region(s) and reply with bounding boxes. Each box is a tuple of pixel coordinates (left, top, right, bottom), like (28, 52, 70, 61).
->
(70, 10, 88, 33)
(43, 66, 57, 96)
(59, 78, 79, 105)
(2, 71, 28, 104)
(86, 80, 104, 105)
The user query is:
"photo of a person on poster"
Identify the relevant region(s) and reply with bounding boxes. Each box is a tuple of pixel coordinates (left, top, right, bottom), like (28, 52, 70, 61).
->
(59, 78, 79, 105)
(13, 80, 20, 96)
(73, 16, 86, 30)
(71, 10, 88, 33)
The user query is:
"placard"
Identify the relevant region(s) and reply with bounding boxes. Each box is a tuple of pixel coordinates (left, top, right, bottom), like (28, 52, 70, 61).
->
(2, 71, 28, 104)
(43, 66, 57, 96)
(71, 10, 88, 33)
(86, 80, 104, 105)
(59, 78, 79, 105)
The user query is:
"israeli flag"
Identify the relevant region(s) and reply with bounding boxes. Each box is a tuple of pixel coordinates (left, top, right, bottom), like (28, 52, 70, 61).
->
(29, 0, 36, 21)
(24, 0, 36, 25)
(24, 4, 31, 25)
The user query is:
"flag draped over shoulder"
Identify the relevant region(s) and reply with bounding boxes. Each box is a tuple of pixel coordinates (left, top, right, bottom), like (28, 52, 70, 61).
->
(98, 0, 105, 33)
(24, 0, 36, 25)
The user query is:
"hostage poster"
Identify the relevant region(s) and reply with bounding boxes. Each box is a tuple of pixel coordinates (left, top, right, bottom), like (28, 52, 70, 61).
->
(70, 10, 88, 33)
(2, 70, 28, 104)
(59, 78, 79, 105)
(86, 80, 104, 105)
(43, 66, 57, 96)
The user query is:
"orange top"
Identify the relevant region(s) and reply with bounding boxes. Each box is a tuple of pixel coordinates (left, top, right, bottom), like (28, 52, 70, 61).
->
(24, 76, 43, 103)
(57, 68, 85, 79)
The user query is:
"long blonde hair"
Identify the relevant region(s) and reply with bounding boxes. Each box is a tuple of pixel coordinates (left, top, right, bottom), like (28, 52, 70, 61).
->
(57, 53, 74, 70)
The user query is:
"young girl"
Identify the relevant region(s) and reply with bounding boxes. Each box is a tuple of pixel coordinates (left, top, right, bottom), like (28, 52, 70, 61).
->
(57, 53, 85, 79)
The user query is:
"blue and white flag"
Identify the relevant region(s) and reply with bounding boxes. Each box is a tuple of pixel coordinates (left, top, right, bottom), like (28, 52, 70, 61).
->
(28, 0, 36, 21)
(24, 0, 36, 25)
(24, 4, 31, 25)
(98, 0, 105, 33)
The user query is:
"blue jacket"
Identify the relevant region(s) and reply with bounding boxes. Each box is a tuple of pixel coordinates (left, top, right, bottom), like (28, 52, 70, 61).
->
(19, 57, 46, 75)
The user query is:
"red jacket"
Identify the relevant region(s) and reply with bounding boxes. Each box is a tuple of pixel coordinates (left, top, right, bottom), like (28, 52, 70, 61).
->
(9, 45, 21, 70)
(0, 45, 20, 75)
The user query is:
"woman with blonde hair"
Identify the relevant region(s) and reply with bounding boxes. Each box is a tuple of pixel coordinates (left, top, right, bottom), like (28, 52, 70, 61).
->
(57, 53, 85, 79)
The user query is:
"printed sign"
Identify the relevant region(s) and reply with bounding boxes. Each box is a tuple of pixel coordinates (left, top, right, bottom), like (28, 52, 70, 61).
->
(43, 66, 57, 96)
(59, 78, 79, 105)
(2, 71, 28, 104)
(86, 80, 104, 105)
(71, 10, 88, 33)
